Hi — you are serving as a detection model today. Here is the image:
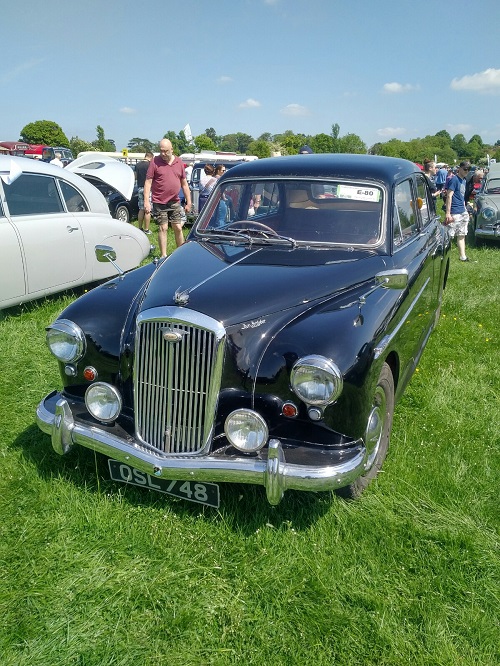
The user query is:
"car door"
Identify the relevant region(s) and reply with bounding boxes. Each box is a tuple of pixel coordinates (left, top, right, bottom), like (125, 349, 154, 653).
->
(0, 194, 26, 307)
(414, 172, 442, 318)
(3, 173, 87, 297)
(390, 176, 437, 384)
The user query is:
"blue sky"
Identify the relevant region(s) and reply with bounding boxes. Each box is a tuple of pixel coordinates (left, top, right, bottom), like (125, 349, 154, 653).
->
(2, 0, 500, 151)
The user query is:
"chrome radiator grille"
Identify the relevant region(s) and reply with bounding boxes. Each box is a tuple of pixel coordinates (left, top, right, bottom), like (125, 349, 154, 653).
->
(134, 308, 226, 455)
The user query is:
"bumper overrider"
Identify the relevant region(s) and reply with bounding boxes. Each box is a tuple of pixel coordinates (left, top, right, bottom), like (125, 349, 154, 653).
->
(37, 391, 368, 505)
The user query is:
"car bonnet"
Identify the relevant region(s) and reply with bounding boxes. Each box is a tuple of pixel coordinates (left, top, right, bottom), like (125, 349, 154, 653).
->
(67, 153, 135, 200)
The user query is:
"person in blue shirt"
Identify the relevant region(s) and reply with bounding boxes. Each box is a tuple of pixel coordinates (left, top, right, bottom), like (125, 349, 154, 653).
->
(435, 164, 448, 191)
(445, 161, 471, 262)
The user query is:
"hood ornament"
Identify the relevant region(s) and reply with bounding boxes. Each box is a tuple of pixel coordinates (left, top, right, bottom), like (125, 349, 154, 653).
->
(174, 289, 190, 306)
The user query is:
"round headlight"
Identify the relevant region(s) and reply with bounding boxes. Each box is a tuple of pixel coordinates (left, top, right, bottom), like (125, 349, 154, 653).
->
(290, 355, 343, 406)
(46, 319, 86, 363)
(85, 382, 122, 423)
(481, 207, 496, 221)
(225, 409, 268, 453)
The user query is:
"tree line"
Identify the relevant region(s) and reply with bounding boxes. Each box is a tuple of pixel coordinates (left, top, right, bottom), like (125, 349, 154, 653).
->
(19, 119, 500, 165)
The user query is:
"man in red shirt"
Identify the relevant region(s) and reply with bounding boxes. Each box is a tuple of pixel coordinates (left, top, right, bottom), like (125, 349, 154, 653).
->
(144, 139, 192, 257)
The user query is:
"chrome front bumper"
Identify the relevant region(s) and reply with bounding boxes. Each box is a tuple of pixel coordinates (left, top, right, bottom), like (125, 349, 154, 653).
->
(36, 391, 367, 505)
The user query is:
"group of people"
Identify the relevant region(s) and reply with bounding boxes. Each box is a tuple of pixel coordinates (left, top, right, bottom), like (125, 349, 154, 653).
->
(423, 158, 484, 262)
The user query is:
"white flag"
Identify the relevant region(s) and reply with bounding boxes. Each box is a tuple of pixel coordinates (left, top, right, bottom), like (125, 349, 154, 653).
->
(183, 124, 193, 143)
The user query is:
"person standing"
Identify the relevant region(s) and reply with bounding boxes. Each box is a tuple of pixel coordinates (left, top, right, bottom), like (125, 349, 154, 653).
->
(143, 139, 191, 258)
(50, 151, 64, 167)
(136, 152, 153, 234)
(445, 161, 472, 262)
(423, 159, 439, 199)
(435, 164, 448, 192)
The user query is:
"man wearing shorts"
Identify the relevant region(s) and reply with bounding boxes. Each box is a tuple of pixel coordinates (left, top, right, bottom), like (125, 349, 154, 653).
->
(144, 139, 192, 258)
(445, 161, 471, 262)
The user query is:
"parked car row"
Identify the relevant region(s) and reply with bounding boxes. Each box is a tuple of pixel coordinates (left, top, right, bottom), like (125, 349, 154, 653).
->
(37, 154, 451, 507)
(0, 155, 152, 309)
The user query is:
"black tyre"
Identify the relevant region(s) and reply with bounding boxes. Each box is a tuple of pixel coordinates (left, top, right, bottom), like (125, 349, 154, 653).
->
(115, 205, 130, 223)
(336, 362, 395, 498)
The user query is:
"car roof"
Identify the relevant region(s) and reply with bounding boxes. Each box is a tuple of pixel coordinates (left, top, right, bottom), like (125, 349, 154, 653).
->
(222, 153, 420, 185)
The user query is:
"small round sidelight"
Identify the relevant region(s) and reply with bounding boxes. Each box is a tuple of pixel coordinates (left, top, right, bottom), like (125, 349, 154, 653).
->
(225, 409, 268, 453)
(85, 382, 122, 423)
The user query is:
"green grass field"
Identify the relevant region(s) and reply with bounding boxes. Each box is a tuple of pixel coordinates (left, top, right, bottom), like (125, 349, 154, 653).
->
(0, 229, 498, 666)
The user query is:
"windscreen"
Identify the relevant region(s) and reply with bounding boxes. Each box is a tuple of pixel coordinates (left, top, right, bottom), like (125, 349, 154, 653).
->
(196, 179, 383, 245)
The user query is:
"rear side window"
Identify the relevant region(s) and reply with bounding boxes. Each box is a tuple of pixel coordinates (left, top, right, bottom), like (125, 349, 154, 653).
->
(59, 180, 88, 212)
(416, 174, 434, 227)
(4, 174, 64, 216)
(393, 179, 418, 246)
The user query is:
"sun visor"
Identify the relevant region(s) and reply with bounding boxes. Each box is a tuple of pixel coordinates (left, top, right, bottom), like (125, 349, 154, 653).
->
(67, 153, 135, 200)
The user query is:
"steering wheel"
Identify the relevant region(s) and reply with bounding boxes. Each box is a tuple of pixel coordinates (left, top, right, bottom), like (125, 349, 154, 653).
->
(225, 220, 278, 236)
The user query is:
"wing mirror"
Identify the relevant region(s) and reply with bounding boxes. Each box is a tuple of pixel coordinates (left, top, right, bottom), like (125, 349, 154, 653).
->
(95, 244, 124, 276)
(375, 269, 409, 290)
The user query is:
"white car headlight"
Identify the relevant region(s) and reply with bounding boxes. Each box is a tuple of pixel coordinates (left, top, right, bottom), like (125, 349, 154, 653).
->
(290, 355, 343, 406)
(481, 207, 496, 221)
(85, 383, 122, 423)
(225, 409, 268, 452)
(46, 319, 86, 363)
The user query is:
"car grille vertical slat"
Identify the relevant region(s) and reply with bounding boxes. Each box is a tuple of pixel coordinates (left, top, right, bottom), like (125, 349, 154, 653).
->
(134, 309, 225, 455)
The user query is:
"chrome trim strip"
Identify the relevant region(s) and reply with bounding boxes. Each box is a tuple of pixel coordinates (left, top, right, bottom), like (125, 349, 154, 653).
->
(374, 277, 430, 359)
(37, 395, 367, 505)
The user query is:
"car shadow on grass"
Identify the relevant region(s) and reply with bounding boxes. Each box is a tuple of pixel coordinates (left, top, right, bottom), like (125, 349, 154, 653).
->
(14, 423, 334, 533)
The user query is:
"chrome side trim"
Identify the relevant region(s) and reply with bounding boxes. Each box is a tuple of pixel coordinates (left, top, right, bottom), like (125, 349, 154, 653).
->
(37, 395, 367, 505)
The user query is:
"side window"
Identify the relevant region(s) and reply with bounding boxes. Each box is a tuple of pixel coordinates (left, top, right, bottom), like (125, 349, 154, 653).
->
(4, 174, 64, 216)
(59, 180, 88, 212)
(393, 179, 418, 247)
(416, 174, 433, 227)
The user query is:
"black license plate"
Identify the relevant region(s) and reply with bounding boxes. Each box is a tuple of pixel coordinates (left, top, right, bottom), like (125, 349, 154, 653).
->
(108, 460, 220, 509)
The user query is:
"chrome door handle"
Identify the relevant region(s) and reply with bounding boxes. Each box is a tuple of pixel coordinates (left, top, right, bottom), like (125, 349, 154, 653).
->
(67, 225, 79, 232)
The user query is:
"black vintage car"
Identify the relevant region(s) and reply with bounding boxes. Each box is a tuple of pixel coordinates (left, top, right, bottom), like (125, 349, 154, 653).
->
(37, 154, 450, 507)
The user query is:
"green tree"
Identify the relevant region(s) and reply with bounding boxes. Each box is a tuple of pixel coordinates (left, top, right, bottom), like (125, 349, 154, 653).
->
(338, 133, 367, 154)
(247, 139, 272, 159)
(92, 125, 115, 152)
(469, 134, 483, 148)
(20, 120, 69, 147)
(310, 133, 333, 153)
(128, 137, 156, 153)
(435, 129, 452, 143)
(194, 134, 217, 152)
(451, 133, 468, 158)
(70, 136, 95, 158)
(205, 128, 218, 145)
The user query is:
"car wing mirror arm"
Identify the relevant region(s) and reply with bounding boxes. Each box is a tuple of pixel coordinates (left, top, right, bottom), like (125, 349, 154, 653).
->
(95, 244, 125, 278)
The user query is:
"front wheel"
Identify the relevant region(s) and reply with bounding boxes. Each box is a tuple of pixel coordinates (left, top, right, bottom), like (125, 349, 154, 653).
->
(115, 205, 130, 223)
(336, 362, 395, 499)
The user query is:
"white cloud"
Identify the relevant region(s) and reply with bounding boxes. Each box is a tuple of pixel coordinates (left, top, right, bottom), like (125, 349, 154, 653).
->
(450, 68, 500, 93)
(1, 58, 45, 84)
(446, 124, 472, 134)
(217, 75, 233, 84)
(382, 82, 418, 94)
(377, 127, 406, 137)
(239, 98, 261, 108)
(280, 103, 310, 116)
(119, 107, 137, 115)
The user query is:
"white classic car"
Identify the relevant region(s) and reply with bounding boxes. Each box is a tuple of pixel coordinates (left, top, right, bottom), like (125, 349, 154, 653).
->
(0, 154, 152, 310)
